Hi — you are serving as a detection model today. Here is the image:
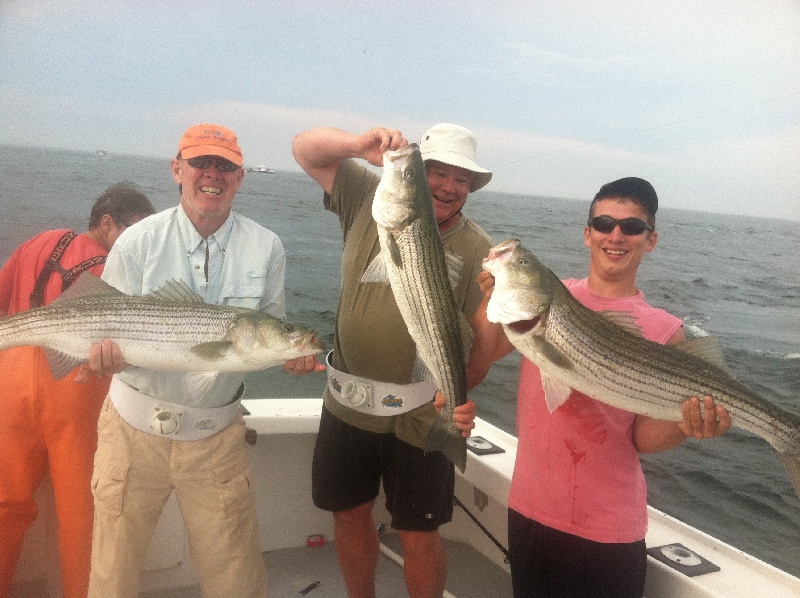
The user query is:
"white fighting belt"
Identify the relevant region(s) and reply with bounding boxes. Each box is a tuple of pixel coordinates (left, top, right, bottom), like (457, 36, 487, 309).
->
(325, 351, 437, 416)
(109, 377, 242, 441)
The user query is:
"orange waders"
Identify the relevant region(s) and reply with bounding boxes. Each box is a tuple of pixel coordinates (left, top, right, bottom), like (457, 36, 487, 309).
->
(0, 346, 109, 598)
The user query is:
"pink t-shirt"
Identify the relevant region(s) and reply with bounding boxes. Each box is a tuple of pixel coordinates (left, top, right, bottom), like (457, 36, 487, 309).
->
(507, 278, 683, 543)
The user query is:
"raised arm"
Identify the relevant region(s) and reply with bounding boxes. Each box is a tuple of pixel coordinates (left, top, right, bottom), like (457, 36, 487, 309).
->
(291, 127, 407, 194)
(467, 270, 515, 390)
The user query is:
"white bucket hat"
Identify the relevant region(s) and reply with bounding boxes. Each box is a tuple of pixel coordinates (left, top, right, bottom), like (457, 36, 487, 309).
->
(419, 123, 492, 192)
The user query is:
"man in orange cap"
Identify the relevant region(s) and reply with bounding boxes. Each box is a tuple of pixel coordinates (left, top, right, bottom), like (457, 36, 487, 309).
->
(83, 124, 323, 598)
(0, 182, 155, 598)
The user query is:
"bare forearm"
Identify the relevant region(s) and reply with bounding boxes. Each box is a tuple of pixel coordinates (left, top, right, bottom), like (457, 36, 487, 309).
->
(634, 396, 732, 453)
(467, 295, 514, 390)
(633, 416, 687, 453)
(292, 128, 362, 169)
(293, 127, 405, 194)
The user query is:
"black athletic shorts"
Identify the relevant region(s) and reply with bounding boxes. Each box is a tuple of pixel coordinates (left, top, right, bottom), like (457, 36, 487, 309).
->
(508, 508, 647, 598)
(312, 405, 454, 532)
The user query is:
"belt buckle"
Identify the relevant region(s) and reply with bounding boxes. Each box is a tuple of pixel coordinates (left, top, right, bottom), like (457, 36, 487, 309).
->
(152, 407, 182, 436)
(341, 381, 373, 408)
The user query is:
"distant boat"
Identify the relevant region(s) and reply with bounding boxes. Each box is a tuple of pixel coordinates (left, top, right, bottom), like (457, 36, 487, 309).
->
(247, 165, 275, 173)
(95, 149, 109, 158)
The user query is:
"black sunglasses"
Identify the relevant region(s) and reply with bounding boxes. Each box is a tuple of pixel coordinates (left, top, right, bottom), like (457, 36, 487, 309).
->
(186, 156, 240, 173)
(588, 215, 653, 236)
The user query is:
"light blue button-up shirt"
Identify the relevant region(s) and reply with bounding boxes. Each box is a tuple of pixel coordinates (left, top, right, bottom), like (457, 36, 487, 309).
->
(102, 205, 286, 407)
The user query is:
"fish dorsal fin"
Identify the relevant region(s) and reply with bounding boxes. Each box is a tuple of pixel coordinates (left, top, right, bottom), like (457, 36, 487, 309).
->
(541, 372, 574, 413)
(673, 336, 732, 374)
(360, 253, 389, 284)
(44, 348, 86, 380)
(597, 310, 642, 336)
(52, 272, 123, 303)
(147, 279, 206, 304)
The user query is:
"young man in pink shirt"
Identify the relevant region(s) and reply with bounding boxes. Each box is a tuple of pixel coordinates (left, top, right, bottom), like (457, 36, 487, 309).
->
(471, 177, 732, 598)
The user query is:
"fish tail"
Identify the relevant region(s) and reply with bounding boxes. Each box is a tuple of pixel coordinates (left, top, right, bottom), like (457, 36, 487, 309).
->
(424, 416, 467, 473)
(779, 453, 800, 500)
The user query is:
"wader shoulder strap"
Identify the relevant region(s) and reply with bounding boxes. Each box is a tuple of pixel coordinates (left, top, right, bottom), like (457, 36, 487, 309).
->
(29, 231, 107, 308)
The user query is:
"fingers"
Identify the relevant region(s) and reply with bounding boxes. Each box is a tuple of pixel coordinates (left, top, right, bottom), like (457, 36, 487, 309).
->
(453, 399, 477, 437)
(433, 390, 445, 414)
(379, 128, 407, 152)
(282, 355, 326, 376)
(86, 339, 126, 377)
(680, 396, 730, 440)
(477, 270, 495, 295)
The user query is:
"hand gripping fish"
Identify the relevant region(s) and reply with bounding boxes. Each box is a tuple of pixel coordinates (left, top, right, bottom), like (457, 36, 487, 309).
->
(361, 143, 472, 472)
(483, 238, 800, 498)
(0, 272, 324, 381)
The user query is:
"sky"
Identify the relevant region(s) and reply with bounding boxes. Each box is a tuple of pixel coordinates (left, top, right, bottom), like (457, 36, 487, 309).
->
(2, 0, 799, 221)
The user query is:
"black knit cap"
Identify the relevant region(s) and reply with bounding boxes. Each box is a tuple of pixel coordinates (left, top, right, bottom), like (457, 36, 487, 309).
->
(592, 177, 658, 220)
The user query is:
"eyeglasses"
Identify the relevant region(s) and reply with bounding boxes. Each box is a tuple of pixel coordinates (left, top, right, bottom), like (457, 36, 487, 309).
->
(588, 215, 653, 236)
(186, 156, 240, 173)
(114, 218, 131, 228)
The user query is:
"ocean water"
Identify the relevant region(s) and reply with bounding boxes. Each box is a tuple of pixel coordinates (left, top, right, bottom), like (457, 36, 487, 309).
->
(2, 145, 799, 578)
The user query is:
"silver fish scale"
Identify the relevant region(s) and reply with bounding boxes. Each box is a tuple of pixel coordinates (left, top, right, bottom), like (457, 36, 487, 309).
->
(540, 280, 800, 455)
(387, 219, 467, 412)
(0, 296, 237, 347)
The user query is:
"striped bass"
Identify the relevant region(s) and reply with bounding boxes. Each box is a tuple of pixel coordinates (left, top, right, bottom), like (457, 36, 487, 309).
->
(0, 272, 324, 380)
(483, 238, 800, 498)
(361, 143, 470, 471)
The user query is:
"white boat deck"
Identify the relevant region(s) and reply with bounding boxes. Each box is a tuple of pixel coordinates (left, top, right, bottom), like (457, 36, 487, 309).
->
(11, 398, 800, 598)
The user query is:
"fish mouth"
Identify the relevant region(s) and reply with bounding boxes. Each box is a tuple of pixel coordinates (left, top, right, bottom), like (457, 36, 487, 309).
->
(293, 331, 323, 354)
(384, 143, 419, 170)
(508, 317, 540, 334)
(483, 238, 520, 269)
(386, 143, 418, 162)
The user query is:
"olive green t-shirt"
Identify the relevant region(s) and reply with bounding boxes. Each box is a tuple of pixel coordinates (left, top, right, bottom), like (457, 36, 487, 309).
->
(322, 159, 493, 447)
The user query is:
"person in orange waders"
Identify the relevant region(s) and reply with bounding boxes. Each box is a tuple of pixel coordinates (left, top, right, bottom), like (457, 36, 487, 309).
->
(0, 181, 155, 598)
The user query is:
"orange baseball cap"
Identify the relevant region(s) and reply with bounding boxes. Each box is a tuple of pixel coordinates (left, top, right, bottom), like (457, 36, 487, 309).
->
(177, 124, 243, 166)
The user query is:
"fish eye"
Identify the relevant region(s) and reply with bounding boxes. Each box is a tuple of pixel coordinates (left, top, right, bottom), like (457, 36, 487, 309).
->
(404, 168, 414, 179)
(283, 324, 296, 333)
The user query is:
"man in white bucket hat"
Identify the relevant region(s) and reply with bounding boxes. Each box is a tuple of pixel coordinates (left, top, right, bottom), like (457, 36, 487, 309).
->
(293, 123, 493, 598)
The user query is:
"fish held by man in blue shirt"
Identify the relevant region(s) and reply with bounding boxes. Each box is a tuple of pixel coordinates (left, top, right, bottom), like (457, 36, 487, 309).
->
(0, 272, 324, 381)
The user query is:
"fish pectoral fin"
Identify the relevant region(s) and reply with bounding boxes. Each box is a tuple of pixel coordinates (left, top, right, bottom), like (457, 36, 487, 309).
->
(412, 355, 435, 382)
(190, 341, 234, 360)
(443, 247, 464, 292)
(184, 372, 220, 403)
(541, 372, 574, 413)
(532, 337, 574, 370)
(360, 254, 389, 284)
(148, 280, 206, 304)
(459, 313, 475, 361)
(44, 348, 86, 380)
(673, 336, 732, 374)
(388, 234, 403, 267)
